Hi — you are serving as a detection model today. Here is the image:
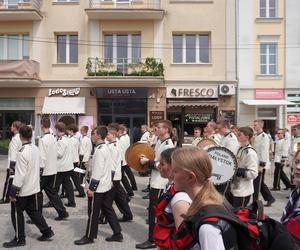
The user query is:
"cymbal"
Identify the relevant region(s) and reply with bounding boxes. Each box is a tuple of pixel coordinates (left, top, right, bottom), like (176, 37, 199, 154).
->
(125, 142, 155, 172)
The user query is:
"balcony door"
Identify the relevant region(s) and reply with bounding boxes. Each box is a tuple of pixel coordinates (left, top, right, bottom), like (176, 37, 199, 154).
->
(116, 35, 128, 74)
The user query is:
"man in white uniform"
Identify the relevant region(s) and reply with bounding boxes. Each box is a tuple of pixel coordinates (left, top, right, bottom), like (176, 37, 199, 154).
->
(191, 127, 202, 146)
(79, 126, 93, 184)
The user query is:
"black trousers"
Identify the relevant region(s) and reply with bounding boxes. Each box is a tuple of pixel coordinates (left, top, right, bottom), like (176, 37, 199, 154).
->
(113, 180, 132, 219)
(148, 188, 163, 242)
(54, 171, 75, 205)
(121, 165, 137, 195)
(2, 169, 13, 202)
(40, 175, 67, 217)
(11, 193, 52, 241)
(70, 163, 85, 196)
(85, 190, 121, 239)
(231, 195, 251, 208)
(78, 155, 86, 184)
(273, 162, 291, 189)
(253, 169, 274, 202)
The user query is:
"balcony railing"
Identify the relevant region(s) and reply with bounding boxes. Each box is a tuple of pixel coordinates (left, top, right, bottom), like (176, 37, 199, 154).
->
(86, 57, 164, 77)
(89, 0, 161, 9)
(0, 0, 41, 10)
(0, 60, 40, 79)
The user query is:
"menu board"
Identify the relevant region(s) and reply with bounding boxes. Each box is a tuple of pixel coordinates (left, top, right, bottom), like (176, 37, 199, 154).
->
(149, 111, 164, 126)
(185, 113, 214, 123)
(221, 111, 235, 124)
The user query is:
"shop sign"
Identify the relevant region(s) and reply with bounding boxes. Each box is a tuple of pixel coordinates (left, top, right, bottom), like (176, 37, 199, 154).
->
(166, 86, 218, 98)
(220, 110, 235, 124)
(287, 93, 300, 113)
(185, 113, 214, 123)
(255, 89, 284, 100)
(48, 88, 80, 97)
(96, 88, 148, 99)
(287, 114, 300, 125)
(149, 111, 164, 125)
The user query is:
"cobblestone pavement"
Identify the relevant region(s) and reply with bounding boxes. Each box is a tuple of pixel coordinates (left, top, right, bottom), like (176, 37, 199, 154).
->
(0, 155, 292, 249)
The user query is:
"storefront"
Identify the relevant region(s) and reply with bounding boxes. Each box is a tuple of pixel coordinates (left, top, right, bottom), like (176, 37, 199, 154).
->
(286, 92, 300, 130)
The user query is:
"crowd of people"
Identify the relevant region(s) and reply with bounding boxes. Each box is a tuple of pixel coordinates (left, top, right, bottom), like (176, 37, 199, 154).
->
(1, 118, 300, 249)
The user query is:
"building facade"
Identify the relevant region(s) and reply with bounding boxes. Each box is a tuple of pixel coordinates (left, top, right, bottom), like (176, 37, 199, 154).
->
(0, 0, 237, 142)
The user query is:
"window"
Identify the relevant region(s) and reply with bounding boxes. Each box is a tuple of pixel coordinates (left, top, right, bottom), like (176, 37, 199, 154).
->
(0, 34, 29, 60)
(260, 0, 277, 18)
(172, 34, 210, 63)
(260, 43, 277, 75)
(56, 34, 78, 64)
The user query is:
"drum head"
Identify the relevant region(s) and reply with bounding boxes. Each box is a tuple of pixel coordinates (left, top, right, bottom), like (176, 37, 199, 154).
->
(125, 143, 155, 172)
(197, 138, 216, 150)
(207, 146, 237, 185)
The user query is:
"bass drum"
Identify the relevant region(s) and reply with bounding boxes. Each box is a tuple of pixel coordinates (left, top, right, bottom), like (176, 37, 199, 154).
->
(206, 146, 237, 186)
(197, 138, 217, 151)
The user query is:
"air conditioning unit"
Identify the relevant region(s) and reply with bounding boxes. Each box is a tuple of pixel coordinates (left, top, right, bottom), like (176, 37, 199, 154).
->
(219, 84, 235, 96)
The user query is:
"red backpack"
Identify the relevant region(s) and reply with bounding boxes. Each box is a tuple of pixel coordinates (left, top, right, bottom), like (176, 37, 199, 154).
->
(172, 201, 296, 250)
(285, 212, 300, 247)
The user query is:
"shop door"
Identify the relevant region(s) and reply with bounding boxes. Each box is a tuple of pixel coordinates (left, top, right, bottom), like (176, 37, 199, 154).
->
(262, 119, 276, 139)
(114, 115, 146, 143)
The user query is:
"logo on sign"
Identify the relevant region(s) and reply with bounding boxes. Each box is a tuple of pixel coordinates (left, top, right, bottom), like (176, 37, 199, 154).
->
(49, 88, 80, 97)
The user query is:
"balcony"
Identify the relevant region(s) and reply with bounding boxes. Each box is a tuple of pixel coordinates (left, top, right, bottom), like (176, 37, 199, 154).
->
(85, 57, 164, 86)
(0, 60, 41, 86)
(85, 0, 164, 20)
(0, 0, 42, 21)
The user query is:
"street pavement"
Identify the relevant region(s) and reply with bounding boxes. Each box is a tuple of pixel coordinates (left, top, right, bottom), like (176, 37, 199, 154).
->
(0, 155, 292, 249)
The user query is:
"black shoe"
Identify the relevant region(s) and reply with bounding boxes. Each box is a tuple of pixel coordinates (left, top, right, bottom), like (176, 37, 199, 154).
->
(0, 198, 9, 204)
(43, 202, 53, 208)
(265, 198, 276, 207)
(142, 187, 150, 193)
(271, 187, 280, 191)
(74, 236, 94, 245)
(37, 229, 54, 241)
(55, 212, 69, 221)
(26, 219, 34, 224)
(135, 240, 156, 249)
(128, 192, 134, 197)
(105, 233, 123, 242)
(76, 194, 86, 198)
(142, 194, 149, 199)
(65, 203, 76, 208)
(118, 216, 133, 222)
(3, 238, 25, 248)
(132, 186, 138, 191)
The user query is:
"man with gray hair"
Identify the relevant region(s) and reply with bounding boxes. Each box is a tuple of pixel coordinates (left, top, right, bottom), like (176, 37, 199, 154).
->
(140, 124, 150, 142)
(204, 121, 221, 145)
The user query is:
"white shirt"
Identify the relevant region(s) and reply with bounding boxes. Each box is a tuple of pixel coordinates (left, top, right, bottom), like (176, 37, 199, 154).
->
(150, 138, 174, 189)
(219, 132, 239, 155)
(192, 137, 202, 147)
(7, 133, 22, 169)
(79, 135, 92, 162)
(208, 133, 221, 145)
(39, 133, 57, 176)
(274, 138, 289, 163)
(13, 143, 40, 197)
(118, 133, 130, 166)
(140, 131, 150, 142)
(165, 191, 192, 214)
(91, 143, 112, 193)
(253, 132, 270, 169)
(107, 140, 122, 181)
(69, 135, 80, 163)
(57, 135, 74, 172)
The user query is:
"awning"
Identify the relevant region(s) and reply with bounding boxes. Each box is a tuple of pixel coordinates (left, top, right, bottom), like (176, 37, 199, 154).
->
(168, 100, 219, 107)
(42, 97, 85, 114)
(241, 99, 295, 106)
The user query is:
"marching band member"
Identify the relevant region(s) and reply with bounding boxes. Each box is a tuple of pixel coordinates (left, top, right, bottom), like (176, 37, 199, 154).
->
(0, 121, 22, 204)
(140, 124, 151, 143)
(107, 123, 133, 226)
(118, 124, 137, 197)
(217, 120, 239, 155)
(204, 121, 221, 145)
(3, 125, 54, 248)
(252, 119, 276, 207)
(39, 118, 68, 220)
(54, 122, 76, 208)
(231, 127, 258, 208)
(136, 120, 174, 249)
(66, 124, 86, 198)
(79, 126, 93, 184)
(289, 124, 300, 188)
(272, 129, 292, 191)
(191, 127, 202, 146)
(74, 126, 123, 245)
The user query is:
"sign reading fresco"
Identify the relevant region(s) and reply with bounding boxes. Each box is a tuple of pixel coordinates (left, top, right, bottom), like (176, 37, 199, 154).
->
(166, 86, 218, 98)
(287, 114, 300, 125)
(96, 88, 148, 99)
(149, 111, 164, 125)
(185, 113, 214, 123)
(48, 88, 80, 97)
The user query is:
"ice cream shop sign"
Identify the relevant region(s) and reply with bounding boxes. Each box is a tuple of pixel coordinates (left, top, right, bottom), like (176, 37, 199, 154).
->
(48, 88, 81, 97)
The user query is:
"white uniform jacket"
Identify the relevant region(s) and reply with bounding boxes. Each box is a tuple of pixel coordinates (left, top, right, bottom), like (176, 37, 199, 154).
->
(57, 135, 74, 172)
(69, 135, 80, 163)
(13, 143, 40, 197)
(7, 133, 22, 169)
(119, 133, 130, 166)
(253, 132, 270, 169)
(107, 140, 122, 181)
(39, 133, 57, 176)
(219, 132, 239, 155)
(231, 145, 258, 197)
(90, 143, 112, 193)
(274, 138, 289, 164)
(192, 137, 202, 147)
(140, 131, 150, 143)
(150, 137, 174, 189)
(208, 133, 221, 145)
(79, 135, 93, 162)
